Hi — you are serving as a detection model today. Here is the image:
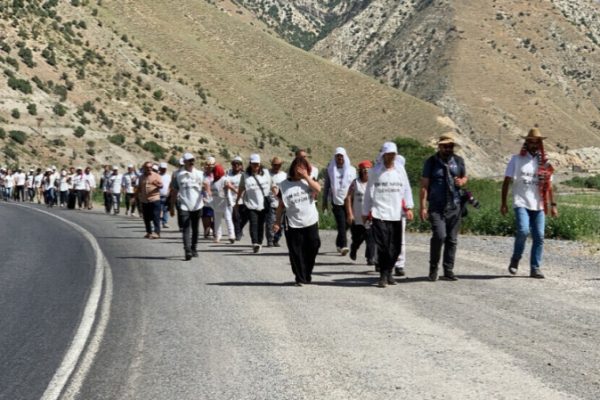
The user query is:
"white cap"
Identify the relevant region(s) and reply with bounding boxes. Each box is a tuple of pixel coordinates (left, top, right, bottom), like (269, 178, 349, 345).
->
(183, 152, 194, 161)
(159, 162, 168, 169)
(334, 147, 346, 156)
(179, 158, 184, 166)
(112, 165, 119, 170)
(76, 166, 83, 170)
(127, 164, 134, 168)
(46, 168, 52, 172)
(61, 170, 67, 176)
(232, 156, 243, 163)
(206, 156, 216, 165)
(51, 165, 57, 170)
(151, 164, 159, 171)
(381, 141, 398, 154)
(249, 153, 260, 163)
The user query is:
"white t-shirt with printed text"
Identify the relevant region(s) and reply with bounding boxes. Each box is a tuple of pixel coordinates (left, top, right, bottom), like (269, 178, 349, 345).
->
(280, 179, 319, 228)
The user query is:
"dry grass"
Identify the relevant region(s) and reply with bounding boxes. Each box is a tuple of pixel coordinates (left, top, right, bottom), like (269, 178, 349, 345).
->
(100, 0, 450, 166)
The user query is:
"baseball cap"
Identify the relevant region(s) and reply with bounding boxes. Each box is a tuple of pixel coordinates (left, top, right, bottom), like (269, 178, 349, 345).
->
(232, 156, 243, 163)
(179, 158, 184, 166)
(159, 162, 168, 169)
(249, 154, 260, 164)
(151, 164, 159, 171)
(183, 152, 194, 161)
(112, 165, 119, 170)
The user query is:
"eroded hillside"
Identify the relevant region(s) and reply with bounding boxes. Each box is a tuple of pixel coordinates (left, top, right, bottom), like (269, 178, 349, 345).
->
(0, 0, 453, 171)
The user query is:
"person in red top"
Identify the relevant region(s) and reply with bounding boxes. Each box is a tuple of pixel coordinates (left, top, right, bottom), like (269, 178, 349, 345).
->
(138, 161, 164, 239)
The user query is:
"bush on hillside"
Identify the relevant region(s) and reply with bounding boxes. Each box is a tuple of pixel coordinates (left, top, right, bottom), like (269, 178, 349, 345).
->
(11, 109, 20, 119)
(563, 175, 600, 190)
(53, 103, 67, 116)
(143, 140, 166, 160)
(73, 126, 86, 138)
(9, 130, 27, 144)
(7, 76, 32, 94)
(0, 128, 6, 139)
(27, 103, 37, 115)
(108, 134, 125, 145)
(17, 47, 35, 68)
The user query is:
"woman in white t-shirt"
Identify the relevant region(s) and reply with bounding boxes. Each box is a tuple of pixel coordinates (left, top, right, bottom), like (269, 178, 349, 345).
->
(205, 164, 235, 243)
(58, 170, 70, 207)
(273, 157, 321, 286)
(235, 154, 272, 253)
(4, 170, 14, 201)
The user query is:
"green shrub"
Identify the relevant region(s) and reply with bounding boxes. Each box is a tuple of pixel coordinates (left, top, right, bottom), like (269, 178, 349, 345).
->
(9, 130, 27, 144)
(563, 174, 600, 190)
(107, 134, 125, 145)
(11, 109, 20, 119)
(27, 103, 37, 115)
(7, 76, 32, 94)
(51, 138, 66, 146)
(143, 140, 166, 159)
(53, 103, 67, 116)
(17, 47, 35, 68)
(73, 126, 85, 138)
(5, 57, 19, 70)
(0, 128, 6, 139)
(152, 89, 163, 101)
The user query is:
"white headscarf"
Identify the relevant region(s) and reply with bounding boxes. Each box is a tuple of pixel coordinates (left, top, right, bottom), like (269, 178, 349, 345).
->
(372, 142, 407, 174)
(327, 147, 352, 197)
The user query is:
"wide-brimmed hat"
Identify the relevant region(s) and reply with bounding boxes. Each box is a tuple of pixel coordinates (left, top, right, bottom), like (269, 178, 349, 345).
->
(437, 132, 459, 146)
(521, 128, 547, 141)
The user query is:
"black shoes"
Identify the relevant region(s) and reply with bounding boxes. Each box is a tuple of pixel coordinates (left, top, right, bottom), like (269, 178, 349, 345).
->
(192, 250, 199, 258)
(349, 247, 357, 261)
(185, 253, 192, 261)
(440, 271, 458, 281)
(386, 273, 397, 285)
(508, 259, 519, 275)
(530, 269, 545, 279)
(428, 269, 438, 282)
(395, 267, 405, 277)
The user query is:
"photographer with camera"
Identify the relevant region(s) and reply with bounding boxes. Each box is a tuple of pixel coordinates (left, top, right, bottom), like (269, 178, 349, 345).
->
(420, 132, 468, 281)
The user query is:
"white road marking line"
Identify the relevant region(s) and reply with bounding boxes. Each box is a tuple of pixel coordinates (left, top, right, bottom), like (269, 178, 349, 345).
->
(10, 204, 113, 400)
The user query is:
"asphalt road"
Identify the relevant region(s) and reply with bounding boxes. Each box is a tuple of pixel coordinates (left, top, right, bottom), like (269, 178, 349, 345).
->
(0, 204, 94, 400)
(1, 204, 599, 399)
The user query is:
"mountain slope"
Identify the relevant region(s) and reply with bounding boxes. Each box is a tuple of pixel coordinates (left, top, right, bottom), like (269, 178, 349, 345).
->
(0, 0, 452, 171)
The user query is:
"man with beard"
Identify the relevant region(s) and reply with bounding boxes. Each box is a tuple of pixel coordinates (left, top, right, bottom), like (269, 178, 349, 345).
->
(420, 132, 468, 282)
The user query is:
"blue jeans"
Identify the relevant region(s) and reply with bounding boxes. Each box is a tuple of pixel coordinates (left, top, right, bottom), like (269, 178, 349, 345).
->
(512, 207, 545, 271)
(160, 195, 169, 225)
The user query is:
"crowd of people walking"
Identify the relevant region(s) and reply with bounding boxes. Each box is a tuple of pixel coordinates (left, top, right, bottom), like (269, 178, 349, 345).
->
(0, 128, 557, 286)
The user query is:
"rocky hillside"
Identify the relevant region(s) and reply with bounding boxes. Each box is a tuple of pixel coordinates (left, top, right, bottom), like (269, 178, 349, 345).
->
(0, 0, 452, 172)
(239, 0, 600, 173)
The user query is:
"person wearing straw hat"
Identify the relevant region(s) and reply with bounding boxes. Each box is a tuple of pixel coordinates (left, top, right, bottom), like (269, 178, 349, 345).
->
(323, 147, 357, 256)
(420, 132, 467, 282)
(501, 128, 558, 279)
(363, 142, 413, 288)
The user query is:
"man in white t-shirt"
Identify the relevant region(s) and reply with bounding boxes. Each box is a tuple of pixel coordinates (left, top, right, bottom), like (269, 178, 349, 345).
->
(122, 164, 138, 216)
(226, 156, 246, 241)
(266, 156, 287, 247)
(323, 147, 356, 256)
(34, 168, 44, 203)
(501, 128, 558, 279)
(345, 160, 376, 266)
(84, 166, 96, 209)
(108, 166, 123, 214)
(171, 153, 204, 261)
(14, 168, 26, 201)
(159, 162, 172, 228)
(362, 142, 413, 288)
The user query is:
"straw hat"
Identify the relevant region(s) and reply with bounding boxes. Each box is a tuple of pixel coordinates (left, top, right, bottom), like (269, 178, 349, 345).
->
(437, 132, 459, 146)
(521, 128, 547, 141)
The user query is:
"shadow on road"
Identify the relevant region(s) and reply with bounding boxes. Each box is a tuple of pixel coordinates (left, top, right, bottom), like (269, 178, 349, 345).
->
(117, 255, 184, 261)
(207, 281, 295, 287)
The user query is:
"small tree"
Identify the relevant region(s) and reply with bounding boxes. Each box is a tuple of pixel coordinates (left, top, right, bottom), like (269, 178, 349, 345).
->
(73, 126, 86, 138)
(27, 103, 37, 115)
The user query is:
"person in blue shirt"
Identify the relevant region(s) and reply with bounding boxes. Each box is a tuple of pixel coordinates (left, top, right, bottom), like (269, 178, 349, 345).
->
(419, 132, 468, 281)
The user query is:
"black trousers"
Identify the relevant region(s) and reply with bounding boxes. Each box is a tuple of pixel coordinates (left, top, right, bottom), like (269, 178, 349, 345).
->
(331, 204, 348, 248)
(429, 207, 462, 273)
(180, 209, 201, 254)
(104, 192, 112, 213)
(248, 208, 267, 245)
(76, 190, 85, 208)
(142, 201, 161, 234)
(232, 204, 248, 240)
(285, 223, 320, 284)
(350, 223, 376, 263)
(15, 185, 25, 201)
(372, 219, 403, 276)
(125, 193, 136, 214)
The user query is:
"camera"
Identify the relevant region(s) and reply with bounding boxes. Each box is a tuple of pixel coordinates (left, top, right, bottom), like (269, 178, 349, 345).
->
(460, 189, 480, 209)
